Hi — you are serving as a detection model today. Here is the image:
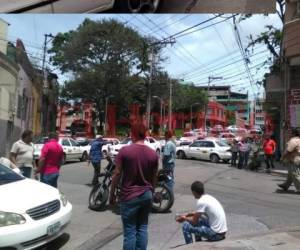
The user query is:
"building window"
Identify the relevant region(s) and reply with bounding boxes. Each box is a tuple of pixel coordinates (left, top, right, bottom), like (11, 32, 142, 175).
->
(207, 108, 212, 115)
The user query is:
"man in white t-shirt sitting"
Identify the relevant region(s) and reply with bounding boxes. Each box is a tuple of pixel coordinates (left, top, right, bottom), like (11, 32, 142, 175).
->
(176, 181, 227, 244)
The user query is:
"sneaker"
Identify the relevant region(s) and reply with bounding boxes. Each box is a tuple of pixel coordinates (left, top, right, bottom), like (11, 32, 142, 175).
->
(277, 184, 288, 191)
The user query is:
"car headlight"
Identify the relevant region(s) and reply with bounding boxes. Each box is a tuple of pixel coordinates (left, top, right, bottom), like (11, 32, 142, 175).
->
(0, 211, 26, 227)
(59, 192, 68, 207)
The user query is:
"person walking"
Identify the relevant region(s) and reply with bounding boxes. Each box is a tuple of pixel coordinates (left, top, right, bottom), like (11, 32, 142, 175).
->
(162, 130, 176, 192)
(109, 123, 158, 250)
(34, 132, 64, 188)
(89, 135, 106, 185)
(244, 138, 252, 168)
(230, 139, 239, 167)
(263, 135, 276, 173)
(10, 130, 35, 178)
(238, 139, 247, 169)
(277, 129, 300, 193)
(176, 181, 227, 244)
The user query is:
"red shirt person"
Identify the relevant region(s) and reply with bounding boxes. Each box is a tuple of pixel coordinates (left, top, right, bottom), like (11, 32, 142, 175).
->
(263, 136, 276, 170)
(109, 123, 158, 250)
(35, 132, 64, 188)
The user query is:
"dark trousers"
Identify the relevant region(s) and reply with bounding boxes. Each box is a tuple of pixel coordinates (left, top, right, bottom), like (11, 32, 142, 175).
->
(265, 155, 275, 169)
(231, 152, 238, 166)
(244, 151, 250, 168)
(238, 152, 245, 169)
(92, 161, 101, 185)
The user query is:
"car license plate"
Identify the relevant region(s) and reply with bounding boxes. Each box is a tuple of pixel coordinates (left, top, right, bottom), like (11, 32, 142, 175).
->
(47, 222, 61, 236)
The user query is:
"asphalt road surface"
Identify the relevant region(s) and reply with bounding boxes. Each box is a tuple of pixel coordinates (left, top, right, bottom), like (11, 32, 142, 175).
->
(41, 158, 300, 249)
(159, 0, 276, 13)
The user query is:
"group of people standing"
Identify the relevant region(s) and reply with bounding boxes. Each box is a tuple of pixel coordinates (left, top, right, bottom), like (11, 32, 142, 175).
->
(9, 130, 64, 188)
(230, 138, 252, 169)
(230, 135, 277, 172)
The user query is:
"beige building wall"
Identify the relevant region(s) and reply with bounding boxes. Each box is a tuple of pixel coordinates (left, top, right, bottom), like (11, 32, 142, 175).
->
(0, 18, 9, 55)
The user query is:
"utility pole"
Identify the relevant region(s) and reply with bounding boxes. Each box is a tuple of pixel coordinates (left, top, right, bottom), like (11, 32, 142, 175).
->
(146, 38, 176, 129)
(204, 76, 223, 132)
(169, 79, 173, 130)
(41, 33, 54, 135)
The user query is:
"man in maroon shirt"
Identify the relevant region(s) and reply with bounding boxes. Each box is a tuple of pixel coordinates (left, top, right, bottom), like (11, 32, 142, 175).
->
(109, 123, 158, 250)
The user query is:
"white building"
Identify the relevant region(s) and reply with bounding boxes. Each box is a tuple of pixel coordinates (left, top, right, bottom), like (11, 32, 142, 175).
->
(254, 99, 265, 128)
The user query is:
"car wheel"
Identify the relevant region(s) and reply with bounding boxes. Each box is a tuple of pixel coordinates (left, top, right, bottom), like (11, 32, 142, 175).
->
(210, 154, 220, 163)
(127, 0, 162, 13)
(177, 150, 186, 159)
(80, 152, 88, 162)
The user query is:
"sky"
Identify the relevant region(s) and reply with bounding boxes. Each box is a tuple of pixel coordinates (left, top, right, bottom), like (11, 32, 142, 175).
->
(0, 13, 282, 100)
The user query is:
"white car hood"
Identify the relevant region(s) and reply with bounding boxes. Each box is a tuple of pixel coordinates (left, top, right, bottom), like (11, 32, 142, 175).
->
(0, 178, 60, 213)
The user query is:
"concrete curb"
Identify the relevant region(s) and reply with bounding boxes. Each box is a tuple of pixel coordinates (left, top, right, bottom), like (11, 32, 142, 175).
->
(270, 169, 288, 177)
(76, 220, 122, 250)
(179, 226, 300, 249)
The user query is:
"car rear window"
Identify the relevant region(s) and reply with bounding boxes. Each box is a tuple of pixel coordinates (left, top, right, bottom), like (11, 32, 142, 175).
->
(216, 140, 229, 147)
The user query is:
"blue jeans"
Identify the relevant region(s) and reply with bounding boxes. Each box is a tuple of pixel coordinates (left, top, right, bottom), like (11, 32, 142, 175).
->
(20, 166, 32, 178)
(120, 191, 152, 250)
(182, 218, 225, 244)
(162, 162, 175, 192)
(41, 173, 59, 188)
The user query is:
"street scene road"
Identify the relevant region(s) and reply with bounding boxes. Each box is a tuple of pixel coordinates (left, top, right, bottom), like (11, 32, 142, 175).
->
(44, 159, 300, 249)
(159, 0, 276, 13)
(1, 4, 300, 249)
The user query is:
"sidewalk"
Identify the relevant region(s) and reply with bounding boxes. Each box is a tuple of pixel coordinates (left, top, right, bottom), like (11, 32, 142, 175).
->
(180, 226, 300, 250)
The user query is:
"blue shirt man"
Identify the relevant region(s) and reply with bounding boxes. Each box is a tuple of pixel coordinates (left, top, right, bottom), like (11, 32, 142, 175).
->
(162, 130, 176, 192)
(89, 135, 105, 185)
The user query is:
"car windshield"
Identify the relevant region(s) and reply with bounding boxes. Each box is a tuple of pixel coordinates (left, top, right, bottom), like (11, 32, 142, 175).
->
(120, 138, 132, 144)
(0, 164, 24, 185)
(216, 140, 229, 147)
(77, 140, 90, 146)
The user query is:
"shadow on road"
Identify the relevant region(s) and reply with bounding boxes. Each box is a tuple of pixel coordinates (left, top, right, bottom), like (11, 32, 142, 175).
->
(275, 189, 300, 195)
(37, 233, 70, 250)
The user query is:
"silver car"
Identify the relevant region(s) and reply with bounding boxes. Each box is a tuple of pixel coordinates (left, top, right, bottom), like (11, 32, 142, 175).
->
(176, 138, 232, 163)
(0, 0, 161, 13)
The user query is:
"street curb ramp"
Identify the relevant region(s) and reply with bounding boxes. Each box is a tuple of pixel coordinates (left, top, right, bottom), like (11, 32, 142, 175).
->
(76, 220, 122, 250)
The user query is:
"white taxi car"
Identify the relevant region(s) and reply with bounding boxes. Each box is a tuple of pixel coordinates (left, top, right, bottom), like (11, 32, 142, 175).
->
(176, 138, 232, 163)
(110, 137, 162, 157)
(33, 137, 89, 164)
(0, 0, 161, 13)
(0, 160, 72, 249)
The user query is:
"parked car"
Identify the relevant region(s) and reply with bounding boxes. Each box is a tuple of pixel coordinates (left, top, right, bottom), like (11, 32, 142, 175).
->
(0, 160, 72, 249)
(110, 137, 162, 157)
(176, 138, 232, 163)
(218, 133, 241, 145)
(0, 0, 162, 13)
(227, 125, 247, 134)
(178, 132, 198, 146)
(33, 137, 89, 164)
(210, 125, 224, 135)
(78, 137, 120, 157)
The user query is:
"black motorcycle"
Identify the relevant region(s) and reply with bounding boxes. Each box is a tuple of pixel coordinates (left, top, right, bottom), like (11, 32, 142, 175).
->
(88, 158, 174, 213)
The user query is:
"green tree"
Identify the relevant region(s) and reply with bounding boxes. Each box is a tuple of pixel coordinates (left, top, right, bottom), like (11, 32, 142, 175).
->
(49, 18, 163, 131)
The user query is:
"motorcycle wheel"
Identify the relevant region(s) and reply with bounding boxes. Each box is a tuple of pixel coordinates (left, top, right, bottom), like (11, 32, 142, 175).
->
(152, 183, 174, 213)
(88, 183, 109, 211)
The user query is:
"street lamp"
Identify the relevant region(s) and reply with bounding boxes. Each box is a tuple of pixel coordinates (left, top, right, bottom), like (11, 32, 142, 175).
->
(153, 95, 163, 135)
(190, 103, 200, 130)
(104, 95, 114, 135)
(204, 76, 223, 132)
